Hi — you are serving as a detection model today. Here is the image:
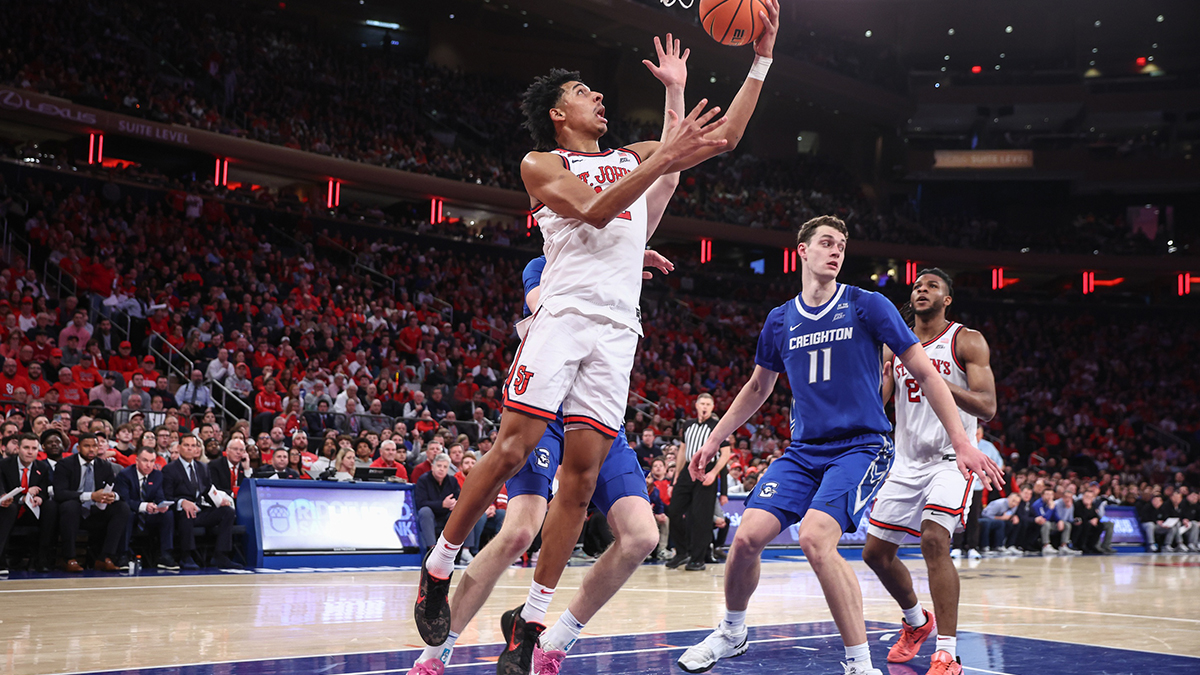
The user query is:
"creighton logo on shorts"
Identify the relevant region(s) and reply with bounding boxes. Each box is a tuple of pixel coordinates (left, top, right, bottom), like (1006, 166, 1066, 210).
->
(759, 481, 779, 499)
(535, 448, 551, 469)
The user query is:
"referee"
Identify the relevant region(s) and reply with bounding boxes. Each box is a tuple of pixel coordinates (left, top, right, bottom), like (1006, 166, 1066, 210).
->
(667, 393, 731, 571)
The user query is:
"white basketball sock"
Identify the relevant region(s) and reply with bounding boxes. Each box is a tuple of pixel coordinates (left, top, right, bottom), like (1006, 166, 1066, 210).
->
(721, 609, 747, 633)
(902, 601, 927, 628)
(418, 631, 459, 665)
(936, 635, 957, 659)
(845, 642, 872, 670)
(521, 581, 554, 624)
(426, 535, 461, 579)
(542, 608, 586, 652)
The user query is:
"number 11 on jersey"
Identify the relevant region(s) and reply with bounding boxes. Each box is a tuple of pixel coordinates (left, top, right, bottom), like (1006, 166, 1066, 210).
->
(807, 347, 832, 384)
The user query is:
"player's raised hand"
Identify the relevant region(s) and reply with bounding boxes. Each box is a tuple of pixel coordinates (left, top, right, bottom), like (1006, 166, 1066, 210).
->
(643, 249, 675, 279)
(953, 438, 1004, 492)
(660, 99, 727, 162)
(753, 0, 781, 59)
(642, 33, 689, 88)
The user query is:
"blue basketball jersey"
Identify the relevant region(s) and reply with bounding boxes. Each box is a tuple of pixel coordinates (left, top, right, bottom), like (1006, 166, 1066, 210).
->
(521, 256, 547, 316)
(755, 283, 918, 447)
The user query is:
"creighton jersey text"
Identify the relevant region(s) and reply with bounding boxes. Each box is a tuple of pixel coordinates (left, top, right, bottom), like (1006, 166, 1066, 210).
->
(755, 284, 919, 449)
(530, 147, 647, 335)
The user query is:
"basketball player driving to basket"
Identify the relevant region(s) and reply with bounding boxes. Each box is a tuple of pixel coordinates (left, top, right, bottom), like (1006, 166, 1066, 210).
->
(415, 5, 780, 674)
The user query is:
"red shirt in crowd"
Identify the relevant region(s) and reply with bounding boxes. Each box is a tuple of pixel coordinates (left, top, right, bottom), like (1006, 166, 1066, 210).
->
(369, 457, 408, 481)
(254, 390, 282, 415)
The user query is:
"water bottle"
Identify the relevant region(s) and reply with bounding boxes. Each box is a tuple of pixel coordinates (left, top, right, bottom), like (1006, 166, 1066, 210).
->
(128, 555, 142, 575)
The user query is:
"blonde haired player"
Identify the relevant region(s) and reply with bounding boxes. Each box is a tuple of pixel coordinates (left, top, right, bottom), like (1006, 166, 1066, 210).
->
(862, 268, 998, 675)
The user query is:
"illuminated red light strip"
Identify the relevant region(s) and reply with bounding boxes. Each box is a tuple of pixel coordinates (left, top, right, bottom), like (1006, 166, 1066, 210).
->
(700, 238, 713, 264)
(97, 134, 104, 163)
(88, 134, 95, 164)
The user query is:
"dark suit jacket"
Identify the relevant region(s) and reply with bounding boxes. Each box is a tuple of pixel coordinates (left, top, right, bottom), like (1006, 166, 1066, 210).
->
(253, 466, 301, 480)
(304, 411, 335, 435)
(114, 465, 166, 514)
(162, 459, 217, 508)
(208, 456, 252, 495)
(0, 455, 54, 496)
(53, 454, 119, 503)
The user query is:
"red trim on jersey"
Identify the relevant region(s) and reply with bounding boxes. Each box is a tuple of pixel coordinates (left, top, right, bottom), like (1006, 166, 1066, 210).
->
(555, 148, 615, 157)
(949, 324, 966, 372)
(921, 321, 955, 347)
(504, 308, 538, 389)
(623, 147, 643, 164)
(563, 414, 618, 438)
(531, 202, 547, 214)
(503, 399, 559, 422)
(868, 517, 920, 537)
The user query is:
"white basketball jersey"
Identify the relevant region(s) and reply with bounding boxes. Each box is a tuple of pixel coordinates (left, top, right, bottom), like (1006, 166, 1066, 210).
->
(892, 322, 977, 475)
(531, 147, 647, 335)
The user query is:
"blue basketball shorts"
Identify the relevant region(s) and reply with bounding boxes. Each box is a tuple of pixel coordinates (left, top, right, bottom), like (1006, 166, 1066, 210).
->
(744, 433, 895, 534)
(505, 421, 648, 515)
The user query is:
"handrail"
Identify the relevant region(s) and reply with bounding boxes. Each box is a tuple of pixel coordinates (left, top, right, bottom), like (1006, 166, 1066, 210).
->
(1, 216, 32, 268)
(43, 258, 79, 300)
(1145, 423, 1192, 453)
(148, 331, 251, 422)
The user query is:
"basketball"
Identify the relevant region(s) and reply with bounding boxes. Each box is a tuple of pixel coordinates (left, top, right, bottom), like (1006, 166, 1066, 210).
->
(699, 0, 768, 47)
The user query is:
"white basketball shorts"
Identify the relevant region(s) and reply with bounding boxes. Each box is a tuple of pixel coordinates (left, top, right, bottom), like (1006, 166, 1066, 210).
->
(503, 308, 637, 437)
(867, 462, 974, 543)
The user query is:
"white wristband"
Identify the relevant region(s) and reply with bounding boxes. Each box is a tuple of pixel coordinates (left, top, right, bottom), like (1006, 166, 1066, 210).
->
(748, 55, 772, 81)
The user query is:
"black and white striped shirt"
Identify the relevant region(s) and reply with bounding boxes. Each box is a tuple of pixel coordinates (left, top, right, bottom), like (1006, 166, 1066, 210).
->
(682, 416, 720, 467)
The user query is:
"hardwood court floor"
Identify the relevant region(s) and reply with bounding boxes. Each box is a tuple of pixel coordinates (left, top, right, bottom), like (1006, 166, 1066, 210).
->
(2, 553, 1198, 675)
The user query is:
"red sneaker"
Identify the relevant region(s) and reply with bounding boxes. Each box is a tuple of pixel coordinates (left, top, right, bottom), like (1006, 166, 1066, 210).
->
(887, 610, 936, 663)
(925, 650, 962, 675)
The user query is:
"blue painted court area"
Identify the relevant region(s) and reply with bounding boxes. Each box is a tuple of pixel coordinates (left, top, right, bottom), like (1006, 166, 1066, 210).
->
(65, 620, 1196, 675)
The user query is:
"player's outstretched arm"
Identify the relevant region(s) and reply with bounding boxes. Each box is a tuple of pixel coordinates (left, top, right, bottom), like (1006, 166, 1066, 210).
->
(897, 344, 1004, 490)
(688, 365, 778, 481)
(943, 329, 997, 421)
(640, 0, 779, 174)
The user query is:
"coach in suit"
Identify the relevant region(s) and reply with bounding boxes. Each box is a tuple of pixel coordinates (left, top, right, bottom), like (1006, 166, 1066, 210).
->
(54, 433, 130, 572)
(0, 433, 58, 572)
(114, 447, 178, 570)
(163, 435, 241, 569)
(209, 438, 253, 498)
(253, 447, 301, 479)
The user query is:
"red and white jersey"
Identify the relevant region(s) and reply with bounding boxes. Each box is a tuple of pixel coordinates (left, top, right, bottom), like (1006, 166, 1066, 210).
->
(892, 322, 977, 476)
(531, 147, 647, 335)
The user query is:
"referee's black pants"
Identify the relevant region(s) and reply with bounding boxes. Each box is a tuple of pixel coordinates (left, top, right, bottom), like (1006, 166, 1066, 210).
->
(668, 473, 719, 561)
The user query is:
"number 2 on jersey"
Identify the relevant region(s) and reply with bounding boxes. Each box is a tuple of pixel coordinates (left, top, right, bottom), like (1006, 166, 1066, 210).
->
(807, 347, 832, 384)
(904, 377, 921, 402)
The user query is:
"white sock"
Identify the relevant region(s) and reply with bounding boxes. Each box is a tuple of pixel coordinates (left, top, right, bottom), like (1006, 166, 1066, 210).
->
(426, 535, 461, 579)
(418, 631, 459, 665)
(542, 607, 586, 652)
(521, 581, 554, 624)
(845, 642, 872, 670)
(901, 601, 927, 628)
(936, 635, 957, 659)
(720, 609, 747, 633)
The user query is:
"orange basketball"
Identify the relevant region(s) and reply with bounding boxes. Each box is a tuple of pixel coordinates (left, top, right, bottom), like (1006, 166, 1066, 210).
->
(698, 0, 767, 47)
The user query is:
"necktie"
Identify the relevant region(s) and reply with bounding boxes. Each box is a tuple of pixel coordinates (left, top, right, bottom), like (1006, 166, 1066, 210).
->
(231, 468, 239, 497)
(139, 475, 146, 500)
(18, 466, 29, 518)
(81, 462, 94, 515)
(187, 462, 198, 497)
